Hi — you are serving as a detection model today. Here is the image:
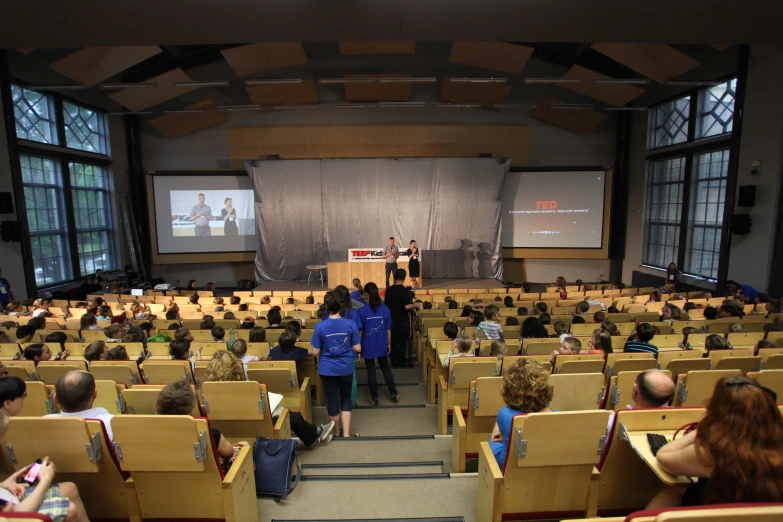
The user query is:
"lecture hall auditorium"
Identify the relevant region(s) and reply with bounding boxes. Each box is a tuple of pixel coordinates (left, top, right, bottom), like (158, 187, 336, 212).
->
(0, 2, 782, 522)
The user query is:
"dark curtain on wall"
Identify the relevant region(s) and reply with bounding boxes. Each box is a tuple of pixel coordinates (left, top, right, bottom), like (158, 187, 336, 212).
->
(247, 158, 510, 282)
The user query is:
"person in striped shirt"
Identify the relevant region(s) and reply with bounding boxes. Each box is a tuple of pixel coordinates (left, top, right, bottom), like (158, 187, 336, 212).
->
(623, 323, 658, 356)
(474, 305, 503, 340)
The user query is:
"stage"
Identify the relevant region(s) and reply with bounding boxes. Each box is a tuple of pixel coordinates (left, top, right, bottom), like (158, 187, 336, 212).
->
(254, 278, 504, 292)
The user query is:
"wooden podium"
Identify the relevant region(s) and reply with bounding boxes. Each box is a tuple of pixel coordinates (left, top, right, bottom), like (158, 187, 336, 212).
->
(327, 261, 412, 289)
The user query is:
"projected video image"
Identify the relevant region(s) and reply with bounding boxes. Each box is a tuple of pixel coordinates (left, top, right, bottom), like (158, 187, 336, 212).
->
(170, 190, 255, 236)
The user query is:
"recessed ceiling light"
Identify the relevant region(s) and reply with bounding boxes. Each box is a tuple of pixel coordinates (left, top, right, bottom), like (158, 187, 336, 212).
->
(99, 82, 157, 89)
(173, 81, 230, 88)
(245, 79, 304, 86)
(449, 78, 507, 84)
(524, 78, 582, 84)
(593, 78, 650, 85)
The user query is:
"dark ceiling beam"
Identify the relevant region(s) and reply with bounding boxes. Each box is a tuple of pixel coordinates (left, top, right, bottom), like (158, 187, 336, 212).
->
(519, 42, 641, 79)
(115, 44, 239, 83)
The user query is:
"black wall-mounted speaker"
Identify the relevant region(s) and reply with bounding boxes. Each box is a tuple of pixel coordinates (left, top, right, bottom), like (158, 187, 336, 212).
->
(730, 214, 752, 235)
(738, 185, 756, 207)
(1, 221, 21, 242)
(0, 192, 13, 214)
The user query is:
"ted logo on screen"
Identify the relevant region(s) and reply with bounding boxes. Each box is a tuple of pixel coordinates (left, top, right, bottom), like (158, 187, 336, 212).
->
(351, 250, 384, 257)
(535, 200, 558, 209)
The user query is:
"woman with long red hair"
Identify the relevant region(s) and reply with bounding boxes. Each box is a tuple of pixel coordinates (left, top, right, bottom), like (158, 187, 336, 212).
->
(650, 375, 783, 507)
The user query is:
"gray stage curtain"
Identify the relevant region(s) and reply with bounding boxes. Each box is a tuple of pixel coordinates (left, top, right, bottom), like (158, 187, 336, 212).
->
(247, 158, 510, 282)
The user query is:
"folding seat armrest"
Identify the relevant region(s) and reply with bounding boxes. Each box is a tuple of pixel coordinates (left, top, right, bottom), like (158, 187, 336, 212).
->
(222, 445, 259, 522)
(273, 408, 291, 439)
(587, 467, 601, 517)
(439, 375, 447, 391)
(452, 407, 467, 473)
(299, 376, 310, 394)
(299, 377, 312, 423)
(477, 441, 504, 522)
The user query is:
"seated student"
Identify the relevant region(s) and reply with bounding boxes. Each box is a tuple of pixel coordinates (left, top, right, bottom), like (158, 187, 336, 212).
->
(200, 318, 216, 330)
(44, 332, 68, 354)
(83, 340, 107, 363)
(727, 322, 744, 333)
(79, 313, 100, 332)
(443, 322, 459, 341)
(165, 309, 180, 322)
(754, 339, 779, 356)
(550, 336, 581, 363)
(516, 306, 528, 317)
(260, 295, 271, 305)
(266, 310, 284, 329)
(587, 329, 613, 359)
(248, 326, 266, 343)
(15, 325, 36, 344)
(422, 302, 433, 310)
(0, 332, 9, 344)
(683, 302, 697, 314)
(103, 345, 129, 361)
(505, 317, 520, 327)
(705, 334, 730, 352)
(490, 339, 507, 375)
(240, 317, 255, 329)
(97, 305, 113, 322)
(538, 312, 550, 326)
(720, 301, 744, 318)
(493, 296, 503, 303)
(703, 306, 719, 321)
(553, 321, 570, 342)
(475, 305, 503, 340)
(571, 315, 586, 324)
(211, 326, 225, 342)
(31, 298, 52, 318)
(648, 290, 662, 303)
(600, 319, 619, 336)
(575, 301, 590, 315)
(188, 294, 199, 306)
(286, 320, 302, 340)
(237, 303, 249, 312)
(607, 305, 620, 314)
(316, 308, 325, 320)
(156, 379, 251, 470)
(5, 301, 26, 315)
(468, 311, 483, 327)
(490, 358, 554, 468)
(650, 375, 783, 508)
(228, 339, 256, 377)
(535, 302, 548, 315)
(555, 276, 568, 299)
(765, 299, 782, 317)
(23, 343, 54, 364)
(268, 331, 318, 379)
(448, 300, 458, 310)
(46, 370, 115, 441)
(593, 311, 605, 324)
(624, 323, 658, 356)
(229, 296, 241, 306)
(223, 311, 236, 320)
(503, 296, 514, 308)
(444, 335, 474, 368)
(661, 304, 682, 323)
(169, 338, 201, 370)
(213, 297, 224, 307)
(131, 303, 151, 321)
(521, 317, 548, 339)
(305, 295, 315, 305)
(0, 376, 27, 417)
(103, 324, 124, 342)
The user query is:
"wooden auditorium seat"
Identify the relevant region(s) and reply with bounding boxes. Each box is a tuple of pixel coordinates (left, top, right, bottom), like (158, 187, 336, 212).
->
(18, 381, 55, 416)
(4, 417, 141, 520)
(200, 381, 290, 440)
(140, 360, 196, 385)
(520, 338, 560, 355)
(605, 370, 673, 411)
(5, 360, 38, 381)
(35, 360, 88, 385)
(604, 352, 656, 379)
(501, 355, 551, 374)
(549, 372, 605, 411)
(554, 353, 605, 374)
(708, 349, 760, 372)
(122, 384, 200, 416)
(747, 369, 783, 399)
(477, 410, 610, 521)
(111, 415, 257, 522)
(674, 369, 742, 406)
(88, 360, 141, 387)
(657, 352, 711, 377)
(92, 380, 126, 415)
(246, 360, 312, 423)
(452, 376, 503, 473)
(438, 357, 497, 434)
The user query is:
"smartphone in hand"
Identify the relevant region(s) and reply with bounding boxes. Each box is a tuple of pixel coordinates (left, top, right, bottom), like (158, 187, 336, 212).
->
(22, 459, 43, 485)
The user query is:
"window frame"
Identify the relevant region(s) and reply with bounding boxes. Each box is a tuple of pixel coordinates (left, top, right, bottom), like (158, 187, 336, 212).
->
(9, 79, 115, 291)
(642, 77, 737, 283)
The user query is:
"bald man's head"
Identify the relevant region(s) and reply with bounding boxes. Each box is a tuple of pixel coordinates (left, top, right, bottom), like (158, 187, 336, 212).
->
(633, 369, 675, 408)
(54, 370, 96, 412)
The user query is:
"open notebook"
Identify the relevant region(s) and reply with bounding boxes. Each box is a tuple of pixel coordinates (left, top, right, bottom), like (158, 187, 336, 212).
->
(269, 391, 284, 417)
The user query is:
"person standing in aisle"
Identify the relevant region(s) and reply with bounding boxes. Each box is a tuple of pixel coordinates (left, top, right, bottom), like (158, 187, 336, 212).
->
(358, 282, 399, 405)
(384, 269, 420, 367)
(382, 237, 399, 289)
(405, 240, 421, 289)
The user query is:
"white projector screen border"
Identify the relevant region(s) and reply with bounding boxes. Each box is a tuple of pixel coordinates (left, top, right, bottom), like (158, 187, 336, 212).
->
(146, 172, 256, 265)
(502, 168, 613, 260)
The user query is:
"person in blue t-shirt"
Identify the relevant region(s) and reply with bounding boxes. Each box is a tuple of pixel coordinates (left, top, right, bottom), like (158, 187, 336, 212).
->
(311, 292, 362, 438)
(490, 358, 554, 469)
(350, 278, 367, 306)
(358, 282, 399, 406)
(329, 285, 362, 408)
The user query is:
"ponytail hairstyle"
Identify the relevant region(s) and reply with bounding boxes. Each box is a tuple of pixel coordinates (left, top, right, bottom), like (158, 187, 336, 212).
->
(556, 276, 567, 289)
(364, 282, 382, 312)
(352, 278, 364, 297)
(333, 285, 352, 318)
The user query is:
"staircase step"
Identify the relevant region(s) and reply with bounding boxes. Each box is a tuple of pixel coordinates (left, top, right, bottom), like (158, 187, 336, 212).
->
(302, 461, 445, 478)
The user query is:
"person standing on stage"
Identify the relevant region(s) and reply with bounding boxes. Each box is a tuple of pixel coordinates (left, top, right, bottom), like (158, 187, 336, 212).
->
(189, 193, 212, 237)
(384, 269, 421, 367)
(221, 198, 238, 236)
(404, 239, 421, 289)
(382, 237, 399, 289)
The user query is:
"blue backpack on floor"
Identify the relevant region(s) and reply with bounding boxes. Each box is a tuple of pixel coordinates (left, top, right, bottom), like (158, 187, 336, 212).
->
(253, 437, 301, 500)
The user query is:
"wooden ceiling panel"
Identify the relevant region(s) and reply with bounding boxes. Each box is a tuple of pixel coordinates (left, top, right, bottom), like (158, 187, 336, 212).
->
(560, 65, 645, 107)
(448, 42, 534, 74)
(591, 43, 700, 84)
(440, 78, 510, 105)
(109, 68, 197, 112)
(344, 74, 411, 101)
(50, 46, 162, 87)
(149, 99, 227, 140)
(532, 97, 608, 135)
(339, 41, 415, 55)
(246, 79, 318, 106)
(221, 42, 307, 77)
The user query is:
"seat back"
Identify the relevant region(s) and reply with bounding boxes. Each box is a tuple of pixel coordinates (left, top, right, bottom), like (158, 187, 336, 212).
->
(553, 354, 604, 374)
(122, 385, 200, 416)
(201, 381, 276, 440)
(0, 343, 22, 359)
(501, 355, 551, 374)
(4, 417, 139, 520)
(570, 323, 599, 336)
(18, 381, 55, 416)
(674, 369, 742, 406)
(765, 354, 783, 370)
(549, 373, 605, 411)
(246, 362, 303, 414)
(707, 348, 754, 367)
(652, 334, 685, 349)
(758, 348, 783, 367)
(502, 411, 610, 516)
(606, 370, 673, 411)
(93, 380, 126, 414)
(88, 361, 141, 387)
(605, 356, 657, 379)
(111, 416, 228, 519)
(726, 332, 765, 348)
(521, 338, 560, 355)
(5, 360, 38, 381)
(646, 505, 783, 522)
(660, 357, 712, 378)
(597, 408, 706, 513)
(753, 370, 783, 400)
(36, 360, 88, 385)
(714, 356, 763, 373)
(141, 360, 195, 385)
(465, 377, 505, 454)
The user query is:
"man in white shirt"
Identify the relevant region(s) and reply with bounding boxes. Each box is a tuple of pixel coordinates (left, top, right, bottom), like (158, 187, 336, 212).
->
(607, 369, 675, 434)
(45, 370, 115, 441)
(189, 193, 212, 237)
